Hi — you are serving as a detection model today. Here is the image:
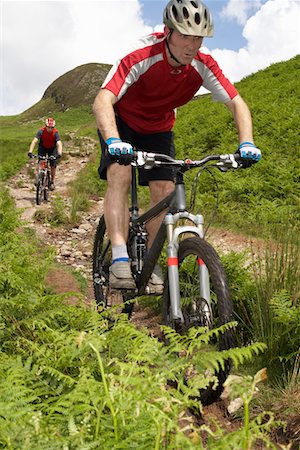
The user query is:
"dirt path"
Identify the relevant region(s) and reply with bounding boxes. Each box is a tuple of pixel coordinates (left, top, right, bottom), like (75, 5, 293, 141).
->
(7, 150, 103, 301)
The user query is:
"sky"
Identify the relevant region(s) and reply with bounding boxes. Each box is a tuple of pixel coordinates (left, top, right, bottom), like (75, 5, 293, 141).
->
(1, 0, 300, 116)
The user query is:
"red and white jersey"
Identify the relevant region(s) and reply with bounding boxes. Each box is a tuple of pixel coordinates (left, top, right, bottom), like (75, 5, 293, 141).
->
(102, 32, 238, 134)
(36, 127, 60, 150)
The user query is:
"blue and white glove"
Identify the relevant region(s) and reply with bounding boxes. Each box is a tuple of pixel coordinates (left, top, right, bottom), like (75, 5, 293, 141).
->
(106, 137, 134, 166)
(238, 142, 261, 166)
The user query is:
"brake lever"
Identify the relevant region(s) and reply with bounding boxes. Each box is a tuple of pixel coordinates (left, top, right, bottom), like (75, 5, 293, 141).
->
(133, 151, 156, 169)
(217, 154, 240, 171)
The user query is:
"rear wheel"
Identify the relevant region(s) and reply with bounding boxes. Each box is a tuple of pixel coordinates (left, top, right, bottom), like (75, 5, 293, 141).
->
(36, 173, 43, 205)
(162, 237, 235, 405)
(93, 216, 134, 313)
(93, 215, 114, 308)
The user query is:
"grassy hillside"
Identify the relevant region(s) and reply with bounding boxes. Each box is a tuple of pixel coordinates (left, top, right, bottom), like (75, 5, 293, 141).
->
(42, 62, 111, 109)
(174, 55, 300, 235)
(1, 56, 299, 236)
(22, 63, 111, 119)
(0, 106, 97, 180)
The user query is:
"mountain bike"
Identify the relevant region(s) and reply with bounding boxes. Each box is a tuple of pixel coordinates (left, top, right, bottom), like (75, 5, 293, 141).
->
(30, 155, 56, 205)
(93, 150, 246, 404)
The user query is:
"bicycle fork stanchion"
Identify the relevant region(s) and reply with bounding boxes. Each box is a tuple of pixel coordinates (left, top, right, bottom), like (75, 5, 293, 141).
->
(197, 259, 212, 325)
(165, 211, 209, 323)
(198, 259, 211, 301)
(165, 214, 182, 322)
(165, 211, 211, 322)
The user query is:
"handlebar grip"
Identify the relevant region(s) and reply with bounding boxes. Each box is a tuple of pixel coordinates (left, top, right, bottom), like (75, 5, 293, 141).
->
(234, 152, 255, 168)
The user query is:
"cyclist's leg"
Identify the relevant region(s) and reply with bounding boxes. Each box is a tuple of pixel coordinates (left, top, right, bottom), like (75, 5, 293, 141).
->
(105, 164, 135, 289)
(105, 163, 131, 246)
(135, 129, 175, 291)
(93, 215, 135, 315)
(97, 124, 135, 289)
(48, 149, 57, 187)
(135, 128, 175, 249)
(147, 180, 174, 249)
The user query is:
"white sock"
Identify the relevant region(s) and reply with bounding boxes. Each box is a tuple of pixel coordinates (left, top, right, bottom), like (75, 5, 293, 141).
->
(112, 245, 129, 264)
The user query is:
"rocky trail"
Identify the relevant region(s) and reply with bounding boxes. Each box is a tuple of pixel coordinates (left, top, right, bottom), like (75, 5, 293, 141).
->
(8, 150, 100, 299)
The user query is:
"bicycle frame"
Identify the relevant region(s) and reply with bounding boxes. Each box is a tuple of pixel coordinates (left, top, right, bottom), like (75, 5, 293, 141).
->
(32, 154, 52, 179)
(39, 159, 50, 179)
(31, 154, 56, 204)
(94, 150, 241, 322)
(129, 164, 211, 323)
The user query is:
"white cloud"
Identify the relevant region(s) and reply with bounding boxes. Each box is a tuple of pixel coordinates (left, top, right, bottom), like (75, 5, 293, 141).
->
(221, 0, 263, 25)
(1, 0, 152, 115)
(2, 2, 75, 115)
(69, 1, 152, 64)
(211, 0, 300, 84)
(1, 0, 300, 115)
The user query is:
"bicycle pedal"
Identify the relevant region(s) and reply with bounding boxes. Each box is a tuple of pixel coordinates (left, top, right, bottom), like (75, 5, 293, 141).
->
(110, 287, 137, 293)
(145, 284, 164, 295)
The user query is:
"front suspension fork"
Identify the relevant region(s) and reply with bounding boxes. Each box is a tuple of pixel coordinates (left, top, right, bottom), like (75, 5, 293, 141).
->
(165, 212, 211, 323)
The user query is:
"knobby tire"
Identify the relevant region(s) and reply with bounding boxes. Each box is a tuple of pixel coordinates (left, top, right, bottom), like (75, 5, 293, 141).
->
(93, 215, 114, 307)
(44, 172, 49, 202)
(93, 216, 135, 314)
(36, 173, 43, 205)
(162, 236, 235, 405)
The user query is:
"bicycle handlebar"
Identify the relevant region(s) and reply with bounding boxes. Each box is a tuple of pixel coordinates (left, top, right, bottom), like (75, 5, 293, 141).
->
(29, 154, 58, 160)
(132, 151, 246, 172)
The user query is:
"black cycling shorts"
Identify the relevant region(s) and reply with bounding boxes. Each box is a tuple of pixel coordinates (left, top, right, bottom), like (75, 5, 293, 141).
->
(38, 147, 57, 167)
(97, 116, 175, 186)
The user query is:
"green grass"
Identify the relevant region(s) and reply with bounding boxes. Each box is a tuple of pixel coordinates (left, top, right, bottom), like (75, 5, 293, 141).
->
(174, 55, 300, 237)
(221, 225, 300, 388)
(0, 106, 97, 182)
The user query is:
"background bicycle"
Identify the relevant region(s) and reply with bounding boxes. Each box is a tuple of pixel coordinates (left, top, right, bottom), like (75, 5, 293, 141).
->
(93, 150, 249, 404)
(29, 154, 57, 205)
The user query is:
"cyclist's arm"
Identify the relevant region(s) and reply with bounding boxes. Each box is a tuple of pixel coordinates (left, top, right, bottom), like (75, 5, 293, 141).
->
(93, 88, 119, 141)
(56, 140, 63, 156)
(225, 94, 255, 145)
(28, 137, 38, 154)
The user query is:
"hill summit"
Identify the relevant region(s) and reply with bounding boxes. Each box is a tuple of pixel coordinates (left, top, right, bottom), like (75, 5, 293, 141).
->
(22, 63, 111, 118)
(43, 63, 112, 110)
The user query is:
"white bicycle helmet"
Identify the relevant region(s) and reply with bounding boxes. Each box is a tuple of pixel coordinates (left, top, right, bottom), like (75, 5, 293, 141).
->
(163, 0, 214, 37)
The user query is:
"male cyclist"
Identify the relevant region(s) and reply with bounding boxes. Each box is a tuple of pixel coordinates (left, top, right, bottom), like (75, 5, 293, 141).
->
(93, 0, 261, 292)
(28, 117, 63, 190)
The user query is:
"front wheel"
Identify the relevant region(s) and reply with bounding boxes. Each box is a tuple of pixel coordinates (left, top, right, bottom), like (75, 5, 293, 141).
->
(162, 237, 235, 405)
(36, 173, 43, 205)
(43, 172, 49, 202)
